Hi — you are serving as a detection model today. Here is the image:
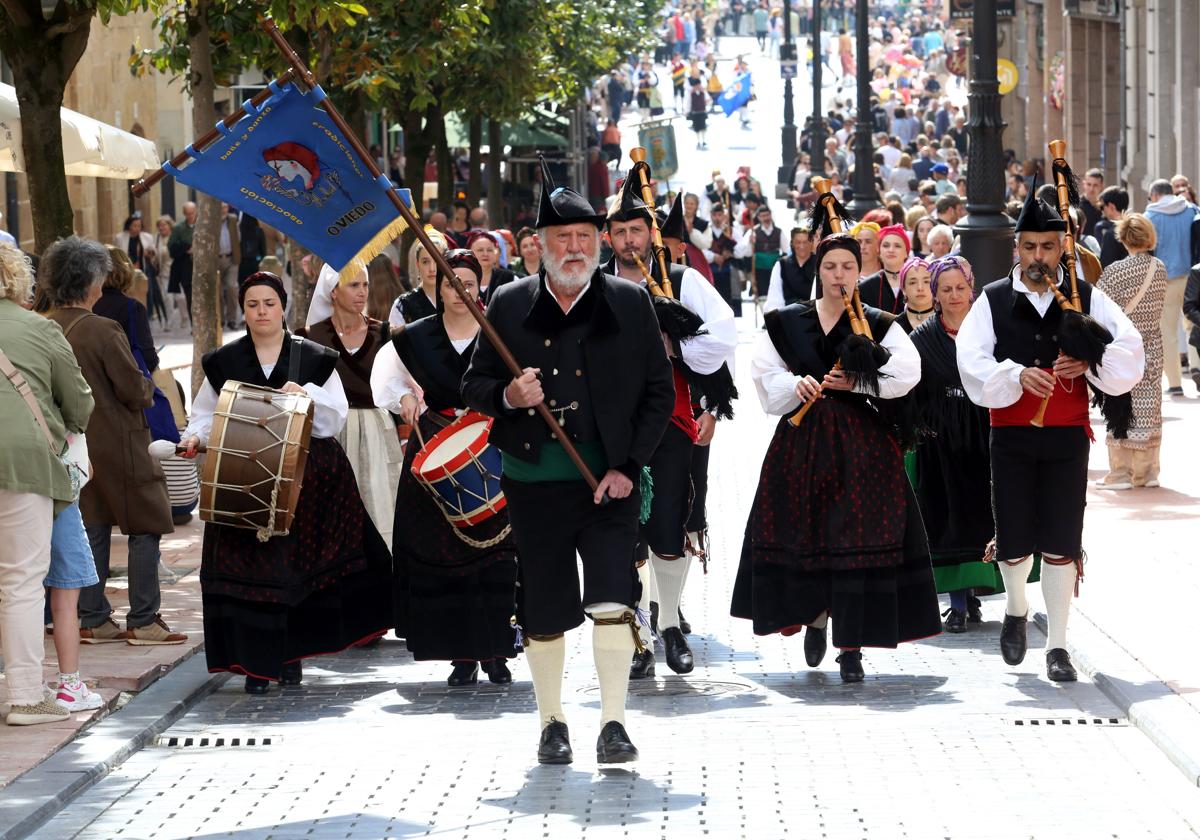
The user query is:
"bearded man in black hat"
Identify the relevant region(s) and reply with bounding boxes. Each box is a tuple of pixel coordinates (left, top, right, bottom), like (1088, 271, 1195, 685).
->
(956, 191, 1144, 682)
(462, 162, 674, 766)
(605, 182, 737, 680)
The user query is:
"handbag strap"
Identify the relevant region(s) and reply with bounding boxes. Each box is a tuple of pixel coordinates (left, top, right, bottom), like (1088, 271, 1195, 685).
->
(1123, 257, 1158, 315)
(0, 347, 56, 450)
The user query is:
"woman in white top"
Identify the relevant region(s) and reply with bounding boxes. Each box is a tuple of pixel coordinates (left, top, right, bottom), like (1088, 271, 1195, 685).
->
(179, 272, 391, 695)
(371, 250, 518, 688)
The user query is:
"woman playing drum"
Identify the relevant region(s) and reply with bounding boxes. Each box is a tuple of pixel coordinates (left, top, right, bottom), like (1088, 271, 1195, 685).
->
(300, 264, 404, 547)
(179, 272, 392, 694)
(371, 250, 519, 687)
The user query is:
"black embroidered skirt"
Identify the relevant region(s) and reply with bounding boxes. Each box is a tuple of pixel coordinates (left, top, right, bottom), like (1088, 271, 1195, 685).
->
(392, 412, 518, 662)
(731, 400, 942, 648)
(201, 438, 393, 680)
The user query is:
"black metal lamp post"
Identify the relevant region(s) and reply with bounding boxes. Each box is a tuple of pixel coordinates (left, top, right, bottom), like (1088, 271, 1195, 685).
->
(776, 0, 798, 197)
(845, 0, 879, 218)
(954, 0, 1014, 290)
(810, 0, 825, 179)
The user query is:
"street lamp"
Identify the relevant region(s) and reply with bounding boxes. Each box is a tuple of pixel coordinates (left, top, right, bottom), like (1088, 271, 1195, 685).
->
(845, 0, 880, 218)
(776, 0, 798, 198)
(953, 0, 1014, 290)
(810, 0, 825, 179)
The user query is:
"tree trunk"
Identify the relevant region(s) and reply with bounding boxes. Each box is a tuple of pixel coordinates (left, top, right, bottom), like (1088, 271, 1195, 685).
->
(398, 107, 434, 278)
(467, 114, 483, 206)
(187, 1, 223, 397)
(0, 2, 95, 253)
(486, 119, 504, 227)
(287, 240, 313, 331)
(433, 106, 453, 213)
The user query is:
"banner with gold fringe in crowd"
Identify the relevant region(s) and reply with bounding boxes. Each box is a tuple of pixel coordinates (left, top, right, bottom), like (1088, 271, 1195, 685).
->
(160, 79, 409, 283)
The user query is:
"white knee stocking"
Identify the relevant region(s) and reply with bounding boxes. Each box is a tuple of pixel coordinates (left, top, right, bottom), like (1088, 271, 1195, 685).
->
(1041, 557, 1078, 651)
(651, 553, 688, 631)
(525, 635, 566, 728)
(592, 610, 636, 726)
(999, 557, 1033, 617)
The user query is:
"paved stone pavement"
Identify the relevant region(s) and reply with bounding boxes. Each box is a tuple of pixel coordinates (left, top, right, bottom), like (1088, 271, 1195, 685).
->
(28, 318, 1200, 840)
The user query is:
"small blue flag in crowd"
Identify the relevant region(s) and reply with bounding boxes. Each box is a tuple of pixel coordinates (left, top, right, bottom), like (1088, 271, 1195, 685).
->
(163, 80, 409, 282)
(717, 72, 752, 117)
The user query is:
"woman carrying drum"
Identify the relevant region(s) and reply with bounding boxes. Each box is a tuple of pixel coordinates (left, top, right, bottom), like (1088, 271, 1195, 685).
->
(730, 197, 941, 683)
(300, 264, 404, 548)
(371, 250, 519, 687)
(179, 272, 392, 694)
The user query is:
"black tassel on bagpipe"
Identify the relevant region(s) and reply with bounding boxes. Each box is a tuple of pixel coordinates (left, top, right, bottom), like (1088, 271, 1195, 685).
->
(837, 333, 891, 397)
(1057, 308, 1113, 376)
(653, 295, 707, 343)
(1050, 158, 1082, 213)
(1091, 387, 1134, 440)
(683, 363, 738, 420)
(807, 190, 852, 240)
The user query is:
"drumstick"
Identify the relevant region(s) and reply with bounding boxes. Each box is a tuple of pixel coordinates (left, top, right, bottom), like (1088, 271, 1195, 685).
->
(148, 439, 206, 459)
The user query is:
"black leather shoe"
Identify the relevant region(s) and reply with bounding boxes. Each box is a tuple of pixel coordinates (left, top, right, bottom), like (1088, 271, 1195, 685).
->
(836, 650, 864, 682)
(244, 676, 270, 695)
(943, 608, 967, 634)
(999, 613, 1028, 666)
(1046, 648, 1078, 682)
(481, 658, 512, 684)
(279, 661, 302, 686)
(596, 721, 639, 763)
(537, 718, 572, 765)
(662, 627, 695, 674)
(967, 595, 983, 624)
(678, 609, 691, 636)
(629, 649, 656, 679)
(803, 625, 827, 668)
(447, 661, 479, 686)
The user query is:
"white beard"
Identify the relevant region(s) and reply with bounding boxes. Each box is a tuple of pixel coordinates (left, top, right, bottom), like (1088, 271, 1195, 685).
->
(544, 245, 599, 295)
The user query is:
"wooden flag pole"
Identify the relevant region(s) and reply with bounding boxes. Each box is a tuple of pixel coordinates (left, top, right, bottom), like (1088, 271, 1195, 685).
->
(259, 18, 604, 495)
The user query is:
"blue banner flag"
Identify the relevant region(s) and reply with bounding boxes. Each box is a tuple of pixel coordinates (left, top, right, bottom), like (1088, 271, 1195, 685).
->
(717, 72, 752, 117)
(163, 80, 408, 282)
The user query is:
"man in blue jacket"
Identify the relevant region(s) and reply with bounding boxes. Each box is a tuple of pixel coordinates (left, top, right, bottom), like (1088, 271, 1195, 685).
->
(1145, 179, 1200, 394)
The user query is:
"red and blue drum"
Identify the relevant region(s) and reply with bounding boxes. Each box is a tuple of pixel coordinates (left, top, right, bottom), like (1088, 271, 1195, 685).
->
(410, 411, 506, 527)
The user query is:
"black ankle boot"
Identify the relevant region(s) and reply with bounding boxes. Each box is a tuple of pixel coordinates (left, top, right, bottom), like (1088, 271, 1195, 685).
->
(447, 661, 479, 686)
(279, 661, 302, 686)
(629, 649, 656, 679)
(999, 613, 1028, 666)
(804, 625, 827, 668)
(481, 658, 512, 684)
(836, 650, 864, 682)
(244, 676, 270, 695)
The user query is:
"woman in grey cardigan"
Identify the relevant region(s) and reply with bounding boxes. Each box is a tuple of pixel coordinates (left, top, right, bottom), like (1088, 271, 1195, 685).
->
(0, 242, 94, 726)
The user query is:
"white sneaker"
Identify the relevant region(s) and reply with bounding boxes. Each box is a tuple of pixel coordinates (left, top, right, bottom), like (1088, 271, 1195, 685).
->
(53, 679, 104, 712)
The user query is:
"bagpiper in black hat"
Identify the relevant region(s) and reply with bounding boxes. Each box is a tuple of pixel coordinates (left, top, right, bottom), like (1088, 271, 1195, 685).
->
(536, 156, 607, 229)
(606, 169, 655, 226)
(1014, 176, 1068, 233)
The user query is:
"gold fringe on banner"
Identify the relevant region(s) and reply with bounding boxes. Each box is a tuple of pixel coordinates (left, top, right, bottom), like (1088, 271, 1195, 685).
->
(335, 212, 409, 285)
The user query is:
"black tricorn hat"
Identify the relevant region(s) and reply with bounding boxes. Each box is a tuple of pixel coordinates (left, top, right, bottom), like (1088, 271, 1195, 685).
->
(536, 156, 606, 229)
(657, 194, 686, 242)
(607, 163, 655, 226)
(1015, 175, 1068, 233)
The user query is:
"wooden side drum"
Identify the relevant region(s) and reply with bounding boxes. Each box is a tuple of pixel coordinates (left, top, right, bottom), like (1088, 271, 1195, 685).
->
(199, 381, 314, 540)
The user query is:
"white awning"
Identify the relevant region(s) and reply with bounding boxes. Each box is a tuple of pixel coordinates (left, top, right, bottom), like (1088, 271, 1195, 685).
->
(0, 83, 160, 179)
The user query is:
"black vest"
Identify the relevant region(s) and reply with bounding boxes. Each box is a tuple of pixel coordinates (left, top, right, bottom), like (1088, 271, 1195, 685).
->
(777, 254, 820, 305)
(764, 302, 896, 383)
(390, 316, 477, 412)
(201, 333, 338, 393)
(983, 273, 1094, 369)
(397, 288, 436, 324)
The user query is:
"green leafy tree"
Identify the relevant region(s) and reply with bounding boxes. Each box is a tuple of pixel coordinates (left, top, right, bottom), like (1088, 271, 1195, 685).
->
(0, 0, 142, 253)
(135, 0, 367, 389)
